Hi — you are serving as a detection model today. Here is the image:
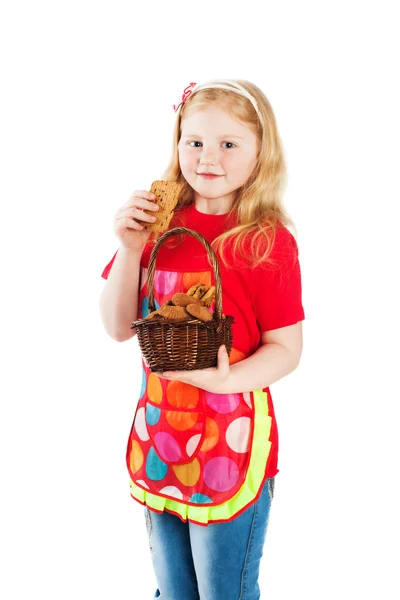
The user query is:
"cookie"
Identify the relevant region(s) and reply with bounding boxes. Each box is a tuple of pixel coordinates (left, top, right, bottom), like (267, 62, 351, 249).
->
(142, 180, 182, 233)
(171, 293, 204, 308)
(157, 304, 191, 323)
(186, 304, 213, 322)
(199, 286, 216, 307)
(187, 283, 204, 296)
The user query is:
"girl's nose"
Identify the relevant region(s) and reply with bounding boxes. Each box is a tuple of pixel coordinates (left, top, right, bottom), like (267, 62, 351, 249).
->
(199, 147, 219, 165)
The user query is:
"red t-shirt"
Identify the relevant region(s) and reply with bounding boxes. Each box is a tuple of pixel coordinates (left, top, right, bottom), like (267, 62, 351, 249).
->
(101, 203, 305, 478)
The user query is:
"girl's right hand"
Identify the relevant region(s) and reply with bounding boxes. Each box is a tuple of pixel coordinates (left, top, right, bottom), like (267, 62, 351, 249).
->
(113, 190, 160, 253)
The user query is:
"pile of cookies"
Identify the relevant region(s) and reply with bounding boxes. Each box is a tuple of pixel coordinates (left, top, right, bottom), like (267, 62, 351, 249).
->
(144, 283, 224, 323)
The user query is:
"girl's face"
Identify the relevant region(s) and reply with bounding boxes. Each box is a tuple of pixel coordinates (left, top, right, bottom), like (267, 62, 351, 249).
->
(178, 105, 259, 212)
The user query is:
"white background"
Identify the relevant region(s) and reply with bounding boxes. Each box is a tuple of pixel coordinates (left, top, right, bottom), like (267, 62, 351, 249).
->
(1, 1, 399, 598)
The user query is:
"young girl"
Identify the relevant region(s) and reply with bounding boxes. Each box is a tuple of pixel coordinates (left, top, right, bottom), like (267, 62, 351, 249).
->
(100, 79, 304, 600)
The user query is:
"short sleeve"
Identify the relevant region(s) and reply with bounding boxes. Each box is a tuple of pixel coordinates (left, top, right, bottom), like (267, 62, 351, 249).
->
(101, 250, 118, 279)
(250, 227, 305, 331)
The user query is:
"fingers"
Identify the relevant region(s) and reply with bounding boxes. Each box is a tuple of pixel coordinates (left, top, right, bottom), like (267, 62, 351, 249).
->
(122, 190, 159, 211)
(115, 190, 160, 230)
(114, 215, 145, 232)
(117, 207, 158, 225)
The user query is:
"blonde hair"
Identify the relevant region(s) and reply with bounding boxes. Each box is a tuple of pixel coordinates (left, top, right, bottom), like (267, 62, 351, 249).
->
(151, 79, 296, 269)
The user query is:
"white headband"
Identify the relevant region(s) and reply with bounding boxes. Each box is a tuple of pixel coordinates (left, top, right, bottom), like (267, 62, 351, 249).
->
(191, 79, 262, 123)
(173, 79, 263, 125)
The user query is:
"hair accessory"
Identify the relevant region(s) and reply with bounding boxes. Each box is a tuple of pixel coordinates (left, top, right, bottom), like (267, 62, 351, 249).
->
(173, 82, 197, 112)
(173, 79, 262, 124)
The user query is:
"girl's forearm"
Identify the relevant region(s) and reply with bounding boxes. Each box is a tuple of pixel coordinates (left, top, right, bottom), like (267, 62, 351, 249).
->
(222, 342, 301, 394)
(99, 247, 142, 341)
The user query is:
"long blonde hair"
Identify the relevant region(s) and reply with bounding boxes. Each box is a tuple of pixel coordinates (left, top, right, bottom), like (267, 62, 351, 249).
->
(152, 79, 295, 269)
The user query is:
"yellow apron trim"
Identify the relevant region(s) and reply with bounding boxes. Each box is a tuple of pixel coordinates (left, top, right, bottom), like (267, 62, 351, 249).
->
(130, 389, 272, 524)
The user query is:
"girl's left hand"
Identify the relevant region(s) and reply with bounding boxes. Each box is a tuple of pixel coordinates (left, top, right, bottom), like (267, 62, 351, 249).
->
(154, 345, 230, 394)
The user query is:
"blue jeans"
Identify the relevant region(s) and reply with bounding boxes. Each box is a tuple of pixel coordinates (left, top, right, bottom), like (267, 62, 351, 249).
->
(144, 476, 275, 600)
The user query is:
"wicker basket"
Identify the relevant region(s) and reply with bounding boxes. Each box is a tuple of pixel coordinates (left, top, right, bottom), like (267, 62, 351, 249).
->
(131, 227, 234, 372)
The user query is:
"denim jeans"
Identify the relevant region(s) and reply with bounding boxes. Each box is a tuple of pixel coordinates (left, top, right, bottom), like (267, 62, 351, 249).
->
(144, 476, 275, 600)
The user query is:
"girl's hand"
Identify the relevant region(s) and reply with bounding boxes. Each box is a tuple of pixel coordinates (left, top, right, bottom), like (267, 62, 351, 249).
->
(154, 345, 231, 394)
(113, 190, 160, 253)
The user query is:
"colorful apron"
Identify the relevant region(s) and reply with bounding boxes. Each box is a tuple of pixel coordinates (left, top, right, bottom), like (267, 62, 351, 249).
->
(127, 266, 273, 526)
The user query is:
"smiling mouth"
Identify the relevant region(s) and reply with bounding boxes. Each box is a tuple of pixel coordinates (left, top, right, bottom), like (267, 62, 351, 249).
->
(197, 173, 223, 177)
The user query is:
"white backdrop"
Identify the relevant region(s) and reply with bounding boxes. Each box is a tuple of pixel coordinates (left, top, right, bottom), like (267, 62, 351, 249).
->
(1, 1, 399, 598)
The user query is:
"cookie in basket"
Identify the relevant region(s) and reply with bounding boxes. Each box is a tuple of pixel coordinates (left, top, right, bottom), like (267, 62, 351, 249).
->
(142, 180, 182, 233)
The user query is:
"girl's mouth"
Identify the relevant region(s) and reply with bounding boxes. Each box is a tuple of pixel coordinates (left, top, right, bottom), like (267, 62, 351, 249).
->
(197, 174, 223, 179)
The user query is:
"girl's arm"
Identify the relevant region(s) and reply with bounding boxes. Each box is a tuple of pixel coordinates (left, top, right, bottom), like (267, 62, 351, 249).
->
(154, 322, 303, 394)
(222, 322, 303, 394)
(99, 247, 142, 342)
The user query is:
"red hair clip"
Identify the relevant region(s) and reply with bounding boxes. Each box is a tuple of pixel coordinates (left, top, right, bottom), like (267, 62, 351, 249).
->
(173, 82, 197, 112)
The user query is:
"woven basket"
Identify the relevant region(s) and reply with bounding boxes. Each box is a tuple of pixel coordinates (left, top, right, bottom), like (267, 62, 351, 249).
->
(131, 227, 234, 372)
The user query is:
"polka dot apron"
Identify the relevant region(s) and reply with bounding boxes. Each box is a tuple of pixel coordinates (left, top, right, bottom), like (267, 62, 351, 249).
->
(127, 268, 274, 526)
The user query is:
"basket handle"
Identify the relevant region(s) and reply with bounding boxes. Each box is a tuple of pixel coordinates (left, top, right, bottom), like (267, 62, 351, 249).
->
(147, 227, 224, 318)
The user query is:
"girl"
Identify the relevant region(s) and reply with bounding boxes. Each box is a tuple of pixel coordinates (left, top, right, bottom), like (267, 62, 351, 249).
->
(100, 79, 305, 600)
